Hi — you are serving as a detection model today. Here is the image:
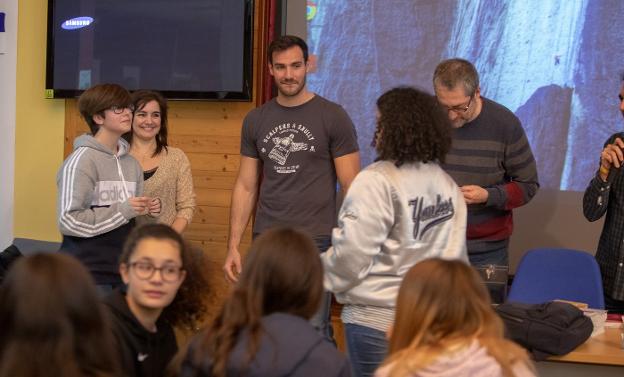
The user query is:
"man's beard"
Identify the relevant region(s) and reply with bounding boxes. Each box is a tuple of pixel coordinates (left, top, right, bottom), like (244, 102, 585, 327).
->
(451, 118, 467, 128)
(276, 75, 306, 97)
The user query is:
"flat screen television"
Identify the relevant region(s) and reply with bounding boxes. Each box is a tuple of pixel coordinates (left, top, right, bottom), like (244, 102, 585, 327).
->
(46, 0, 254, 100)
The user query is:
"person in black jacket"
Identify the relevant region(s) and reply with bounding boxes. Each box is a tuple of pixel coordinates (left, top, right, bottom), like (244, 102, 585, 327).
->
(180, 227, 350, 377)
(104, 224, 208, 377)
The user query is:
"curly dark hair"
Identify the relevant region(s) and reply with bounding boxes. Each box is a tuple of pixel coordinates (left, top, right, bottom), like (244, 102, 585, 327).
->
(374, 87, 452, 166)
(120, 224, 209, 330)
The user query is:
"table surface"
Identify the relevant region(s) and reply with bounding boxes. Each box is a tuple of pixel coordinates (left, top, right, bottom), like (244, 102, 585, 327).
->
(548, 327, 624, 366)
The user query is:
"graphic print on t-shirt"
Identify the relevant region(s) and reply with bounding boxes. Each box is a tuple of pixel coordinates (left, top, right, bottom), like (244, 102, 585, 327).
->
(260, 122, 317, 174)
(92, 181, 137, 206)
(269, 134, 308, 165)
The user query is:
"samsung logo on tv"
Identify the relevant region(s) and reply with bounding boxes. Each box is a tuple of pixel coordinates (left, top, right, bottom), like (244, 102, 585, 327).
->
(61, 17, 94, 30)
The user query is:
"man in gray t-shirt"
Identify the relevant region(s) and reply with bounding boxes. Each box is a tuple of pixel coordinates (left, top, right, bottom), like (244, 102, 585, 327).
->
(240, 95, 359, 238)
(224, 35, 360, 341)
(225, 35, 360, 281)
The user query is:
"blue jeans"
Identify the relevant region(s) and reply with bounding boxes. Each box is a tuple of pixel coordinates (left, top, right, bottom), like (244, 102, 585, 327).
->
(344, 323, 388, 377)
(467, 239, 509, 267)
(310, 236, 336, 345)
(468, 248, 509, 267)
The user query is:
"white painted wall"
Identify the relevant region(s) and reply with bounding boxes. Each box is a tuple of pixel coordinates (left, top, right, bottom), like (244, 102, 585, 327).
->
(0, 1, 17, 248)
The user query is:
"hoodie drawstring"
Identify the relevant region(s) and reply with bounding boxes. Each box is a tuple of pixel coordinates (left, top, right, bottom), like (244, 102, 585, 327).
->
(114, 154, 132, 201)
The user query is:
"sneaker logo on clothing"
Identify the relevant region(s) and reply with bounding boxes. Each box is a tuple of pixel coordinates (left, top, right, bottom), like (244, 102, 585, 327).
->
(409, 195, 454, 240)
(137, 353, 149, 362)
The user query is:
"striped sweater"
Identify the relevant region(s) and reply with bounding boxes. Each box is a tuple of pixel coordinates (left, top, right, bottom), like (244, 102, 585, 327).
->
(441, 98, 539, 255)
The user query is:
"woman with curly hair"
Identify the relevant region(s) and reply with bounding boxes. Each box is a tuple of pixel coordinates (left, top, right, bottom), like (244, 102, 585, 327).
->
(103, 223, 208, 377)
(179, 227, 350, 377)
(321, 87, 468, 377)
(376, 259, 534, 377)
(0, 253, 119, 377)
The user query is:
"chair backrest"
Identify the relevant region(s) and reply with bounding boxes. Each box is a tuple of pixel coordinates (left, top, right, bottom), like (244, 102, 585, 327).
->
(507, 248, 605, 309)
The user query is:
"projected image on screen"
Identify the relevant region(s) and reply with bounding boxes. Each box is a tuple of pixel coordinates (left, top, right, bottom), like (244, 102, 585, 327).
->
(306, 0, 624, 191)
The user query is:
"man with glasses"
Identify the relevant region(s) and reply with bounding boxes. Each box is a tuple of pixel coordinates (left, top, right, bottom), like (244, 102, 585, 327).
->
(433, 58, 539, 269)
(582, 78, 624, 313)
(57, 83, 159, 294)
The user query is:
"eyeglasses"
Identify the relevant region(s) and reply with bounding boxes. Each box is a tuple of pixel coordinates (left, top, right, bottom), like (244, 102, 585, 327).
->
(445, 95, 474, 114)
(129, 261, 184, 282)
(109, 105, 135, 114)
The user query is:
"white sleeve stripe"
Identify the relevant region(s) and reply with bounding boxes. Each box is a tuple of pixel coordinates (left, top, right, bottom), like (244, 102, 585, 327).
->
(61, 147, 86, 212)
(61, 212, 125, 237)
(61, 148, 126, 230)
(62, 211, 126, 232)
(59, 148, 128, 234)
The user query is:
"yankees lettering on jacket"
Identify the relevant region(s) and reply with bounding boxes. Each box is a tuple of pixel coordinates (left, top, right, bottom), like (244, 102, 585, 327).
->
(409, 195, 455, 239)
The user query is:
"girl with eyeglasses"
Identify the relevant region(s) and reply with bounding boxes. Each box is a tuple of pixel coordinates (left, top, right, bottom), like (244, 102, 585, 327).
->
(57, 83, 158, 294)
(103, 223, 209, 377)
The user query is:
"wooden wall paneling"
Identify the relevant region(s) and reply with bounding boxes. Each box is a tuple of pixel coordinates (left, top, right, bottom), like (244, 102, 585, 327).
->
(185, 152, 240, 173)
(62, 0, 270, 331)
(64, 99, 87, 157)
(192, 170, 237, 190)
(167, 134, 240, 155)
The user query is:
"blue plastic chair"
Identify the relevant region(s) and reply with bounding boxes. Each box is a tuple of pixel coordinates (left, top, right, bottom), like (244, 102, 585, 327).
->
(507, 248, 605, 309)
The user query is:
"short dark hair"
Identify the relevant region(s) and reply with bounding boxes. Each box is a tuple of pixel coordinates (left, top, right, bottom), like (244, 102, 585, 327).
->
(78, 83, 132, 135)
(125, 90, 169, 157)
(433, 58, 480, 96)
(267, 35, 308, 64)
(120, 224, 208, 329)
(375, 86, 451, 165)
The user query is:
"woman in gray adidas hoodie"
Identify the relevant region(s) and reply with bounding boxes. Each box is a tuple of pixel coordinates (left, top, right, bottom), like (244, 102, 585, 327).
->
(57, 84, 155, 288)
(321, 87, 468, 377)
